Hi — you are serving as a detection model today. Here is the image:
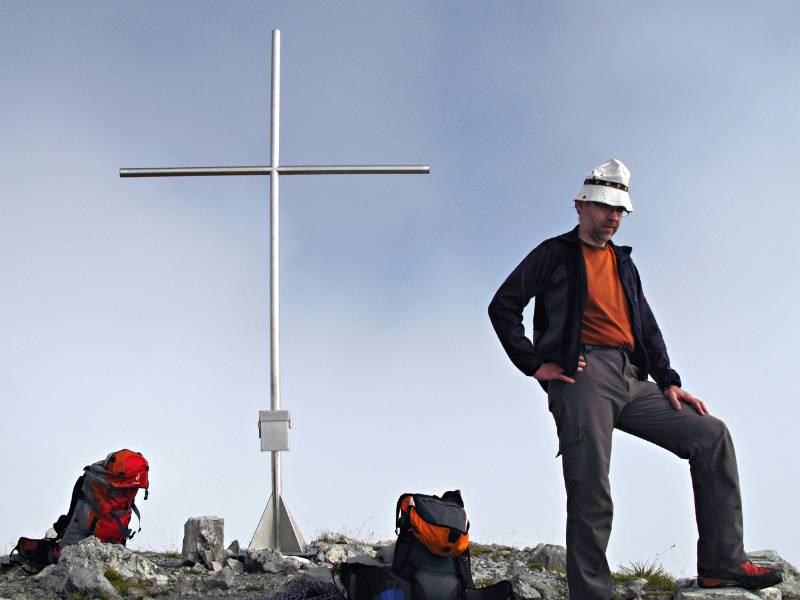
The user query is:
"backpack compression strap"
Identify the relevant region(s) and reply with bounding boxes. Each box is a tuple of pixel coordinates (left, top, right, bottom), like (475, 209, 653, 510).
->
(109, 502, 142, 540)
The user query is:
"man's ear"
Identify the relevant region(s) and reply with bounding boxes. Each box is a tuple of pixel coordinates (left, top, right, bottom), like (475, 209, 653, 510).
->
(574, 199, 582, 215)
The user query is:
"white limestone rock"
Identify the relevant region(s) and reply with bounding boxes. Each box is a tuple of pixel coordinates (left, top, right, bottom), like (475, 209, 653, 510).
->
(511, 573, 543, 600)
(247, 548, 300, 574)
(226, 557, 246, 572)
(624, 577, 649, 598)
(41, 563, 120, 599)
(676, 587, 762, 600)
(528, 544, 567, 570)
(755, 588, 783, 600)
(182, 516, 225, 567)
(58, 536, 167, 584)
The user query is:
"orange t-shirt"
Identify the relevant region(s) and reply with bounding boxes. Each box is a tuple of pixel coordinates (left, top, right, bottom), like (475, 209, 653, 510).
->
(580, 242, 635, 351)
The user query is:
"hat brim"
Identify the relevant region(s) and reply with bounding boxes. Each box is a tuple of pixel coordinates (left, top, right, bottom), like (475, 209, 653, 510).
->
(576, 184, 633, 212)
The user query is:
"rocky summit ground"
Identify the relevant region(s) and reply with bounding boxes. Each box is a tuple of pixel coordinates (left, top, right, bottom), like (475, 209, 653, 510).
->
(1, 533, 797, 600)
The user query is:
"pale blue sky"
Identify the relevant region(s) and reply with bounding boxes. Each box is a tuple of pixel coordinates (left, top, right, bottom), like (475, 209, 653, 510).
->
(1, 1, 798, 576)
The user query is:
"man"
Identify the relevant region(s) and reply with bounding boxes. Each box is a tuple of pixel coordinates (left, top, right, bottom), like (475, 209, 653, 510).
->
(488, 159, 781, 600)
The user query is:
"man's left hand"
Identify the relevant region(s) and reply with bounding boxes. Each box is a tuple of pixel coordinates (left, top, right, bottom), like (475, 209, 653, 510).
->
(663, 385, 708, 415)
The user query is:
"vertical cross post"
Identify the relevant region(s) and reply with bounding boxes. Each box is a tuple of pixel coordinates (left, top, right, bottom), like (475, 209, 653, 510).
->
(120, 29, 429, 553)
(269, 27, 283, 554)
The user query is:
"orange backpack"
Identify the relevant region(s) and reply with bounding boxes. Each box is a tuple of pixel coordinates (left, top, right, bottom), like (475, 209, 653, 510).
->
(395, 491, 469, 558)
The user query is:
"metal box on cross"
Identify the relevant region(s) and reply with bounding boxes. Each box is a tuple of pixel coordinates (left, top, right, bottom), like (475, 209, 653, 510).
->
(259, 410, 291, 452)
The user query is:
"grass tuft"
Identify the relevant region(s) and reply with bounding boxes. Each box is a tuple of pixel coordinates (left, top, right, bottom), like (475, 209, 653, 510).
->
(312, 531, 355, 545)
(104, 567, 154, 597)
(469, 543, 493, 556)
(612, 560, 676, 591)
(104, 568, 131, 596)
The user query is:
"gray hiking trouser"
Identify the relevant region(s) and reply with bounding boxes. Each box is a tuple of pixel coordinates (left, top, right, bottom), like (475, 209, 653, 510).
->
(547, 346, 746, 600)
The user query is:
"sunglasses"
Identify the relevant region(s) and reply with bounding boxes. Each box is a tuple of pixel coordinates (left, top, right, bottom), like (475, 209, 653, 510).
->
(588, 201, 630, 217)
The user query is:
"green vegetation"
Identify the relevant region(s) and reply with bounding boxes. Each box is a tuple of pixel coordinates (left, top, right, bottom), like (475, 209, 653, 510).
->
(470, 543, 516, 560)
(527, 561, 565, 575)
(312, 531, 354, 545)
(163, 550, 181, 560)
(104, 568, 131, 596)
(469, 543, 493, 556)
(473, 577, 499, 588)
(103, 567, 154, 597)
(612, 560, 676, 592)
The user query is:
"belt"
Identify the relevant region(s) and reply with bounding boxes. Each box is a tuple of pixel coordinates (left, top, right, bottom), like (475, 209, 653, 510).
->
(582, 343, 631, 353)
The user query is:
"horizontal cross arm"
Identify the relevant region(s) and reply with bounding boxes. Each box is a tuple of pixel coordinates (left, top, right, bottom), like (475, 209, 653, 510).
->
(119, 165, 430, 178)
(120, 166, 271, 177)
(279, 165, 430, 175)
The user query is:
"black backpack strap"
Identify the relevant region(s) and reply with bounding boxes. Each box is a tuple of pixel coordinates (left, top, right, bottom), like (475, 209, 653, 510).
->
(457, 549, 474, 589)
(131, 501, 142, 535)
(395, 493, 414, 533)
(53, 474, 85, 540)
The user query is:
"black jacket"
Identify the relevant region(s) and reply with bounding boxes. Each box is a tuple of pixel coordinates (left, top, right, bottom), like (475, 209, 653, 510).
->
(488, 226, 681, 391)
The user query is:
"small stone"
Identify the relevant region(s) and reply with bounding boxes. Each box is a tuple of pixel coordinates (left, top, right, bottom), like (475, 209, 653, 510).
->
(248, 548, 294, 574)
(34, 564, 57, 579)
(325, 545, 348, 564)
(207, 566, 236, 590)
(511, 574, 542, 600)
(624, 577, 648, 599)
(300, 565, 334, 586)
(209, 560, 224, 573)
(286, 556, 312, 568)
(754, 589, 782, 600)
(226, 557, 245, 573)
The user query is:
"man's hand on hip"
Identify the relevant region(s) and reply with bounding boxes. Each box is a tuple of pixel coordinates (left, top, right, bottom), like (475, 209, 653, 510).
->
(534, 355, 586, 384)
(664, 385, 708, 415)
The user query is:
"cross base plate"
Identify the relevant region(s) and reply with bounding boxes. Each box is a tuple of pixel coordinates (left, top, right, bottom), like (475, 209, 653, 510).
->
(249, 494, 306, 554)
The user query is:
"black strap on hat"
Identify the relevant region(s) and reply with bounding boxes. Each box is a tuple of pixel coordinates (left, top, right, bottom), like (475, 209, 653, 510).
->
(584, 178, 628, 192)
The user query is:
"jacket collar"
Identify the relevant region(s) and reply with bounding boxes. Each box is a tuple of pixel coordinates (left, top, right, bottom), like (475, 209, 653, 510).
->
(557, 225, 632, 257)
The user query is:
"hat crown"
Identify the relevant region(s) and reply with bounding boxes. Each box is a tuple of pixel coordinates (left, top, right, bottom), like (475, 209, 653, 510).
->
(587, 159, 630, 186)
(575, 158, 634, 212)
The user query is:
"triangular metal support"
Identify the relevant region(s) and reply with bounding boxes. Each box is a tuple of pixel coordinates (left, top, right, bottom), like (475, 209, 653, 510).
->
(249, 493, 306, 554)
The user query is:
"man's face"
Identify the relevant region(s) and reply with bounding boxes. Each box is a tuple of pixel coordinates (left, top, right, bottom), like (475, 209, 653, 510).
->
(575, 200, 624, 245)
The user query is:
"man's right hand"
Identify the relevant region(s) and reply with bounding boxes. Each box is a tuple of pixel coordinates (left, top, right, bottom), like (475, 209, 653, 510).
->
(533, 355, 586, 384)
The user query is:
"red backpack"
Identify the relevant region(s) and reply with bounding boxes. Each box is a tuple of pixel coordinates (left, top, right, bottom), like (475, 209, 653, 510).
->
(12, 450, 149, 573)
(57, 449, 150, 546)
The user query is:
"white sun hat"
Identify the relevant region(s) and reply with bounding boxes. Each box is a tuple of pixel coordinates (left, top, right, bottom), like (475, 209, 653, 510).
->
(575, 159, 633, 213)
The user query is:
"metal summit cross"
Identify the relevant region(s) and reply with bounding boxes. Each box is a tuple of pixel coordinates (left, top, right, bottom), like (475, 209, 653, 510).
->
(120, 29, 429, 553)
